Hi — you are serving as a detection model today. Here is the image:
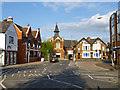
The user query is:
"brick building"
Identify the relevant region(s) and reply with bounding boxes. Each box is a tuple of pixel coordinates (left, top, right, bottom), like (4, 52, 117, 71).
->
(73, 37, 106, 60)
(110, 9, 120, 65)
(13, 19, 41, 64)
(48, 24, 64, 59)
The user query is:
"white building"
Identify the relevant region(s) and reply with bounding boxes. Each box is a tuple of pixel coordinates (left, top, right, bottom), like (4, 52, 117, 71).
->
(0, 17, 18, 66)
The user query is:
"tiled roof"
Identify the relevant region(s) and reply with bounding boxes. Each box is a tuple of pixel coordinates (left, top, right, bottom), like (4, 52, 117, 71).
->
(32, 31, 37, 38)
(14, 23, 26, 38)
(64, 40, 78, 48)
(22, 27, 28, 34)
(0, 21, 12, 33)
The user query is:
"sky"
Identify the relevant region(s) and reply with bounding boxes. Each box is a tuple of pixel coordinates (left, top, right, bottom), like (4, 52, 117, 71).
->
(1, 1, 119, 43)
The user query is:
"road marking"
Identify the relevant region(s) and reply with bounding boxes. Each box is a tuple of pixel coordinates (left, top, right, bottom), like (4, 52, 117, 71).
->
(34, 74, 38, 76)
(19, 74, 21, 76)
(29, 74, 34, 77)
(47, 75, 50, 79)
(18, 71, 20, 73)
(42, 68, 46, 74)
(50, 79, 83, 89)
(0, 75, 6, 89)
(24, 71, 26, 73)
(12, 74, 14, 77)
(94, 76, 114, 78)
(60, 64, 62, 66)
(88, 74, 93, 79)
(39, 74, 42, 76)
(29, 71, 31, 73)
(23, 74, 25, 77)
(35, 71, 37, 73)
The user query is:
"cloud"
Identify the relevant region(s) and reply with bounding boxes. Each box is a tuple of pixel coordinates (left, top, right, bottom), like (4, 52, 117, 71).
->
(41, 11, 115, 43)
(42, 2, 58, 11)
(42, 2, 99, 12)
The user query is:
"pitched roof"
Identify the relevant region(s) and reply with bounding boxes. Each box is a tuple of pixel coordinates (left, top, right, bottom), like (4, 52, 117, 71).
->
(22, 27, 28, 34)
(64, 40, 78, 48)
(74, 37, 106, 47)
(54, 24, 59, 32)
(0, 21, 12, 33)
(14, 23, 26, 38)
(32, 31, 37, 38)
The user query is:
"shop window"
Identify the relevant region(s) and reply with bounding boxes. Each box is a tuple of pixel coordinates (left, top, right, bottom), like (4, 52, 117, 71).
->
(6, 52, 9, 65)
(13, 53, 16, 64)
(10, 52, 13, 64)
(30, 51, 33, 57)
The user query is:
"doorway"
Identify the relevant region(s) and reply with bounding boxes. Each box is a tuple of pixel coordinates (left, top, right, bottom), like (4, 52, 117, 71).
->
(78, 53, 80, 59)
(26, 52, 29, 63)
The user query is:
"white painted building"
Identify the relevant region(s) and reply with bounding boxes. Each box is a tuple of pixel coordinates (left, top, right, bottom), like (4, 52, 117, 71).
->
(0, 17, 18, 66)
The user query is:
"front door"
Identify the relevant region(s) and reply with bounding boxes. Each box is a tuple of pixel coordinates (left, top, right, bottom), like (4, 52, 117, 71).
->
(78, 53, 80, 59)
(27, 52, 29, 63)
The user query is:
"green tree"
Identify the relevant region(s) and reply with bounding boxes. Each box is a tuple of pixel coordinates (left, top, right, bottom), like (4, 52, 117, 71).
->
(41, 41, 54, 59)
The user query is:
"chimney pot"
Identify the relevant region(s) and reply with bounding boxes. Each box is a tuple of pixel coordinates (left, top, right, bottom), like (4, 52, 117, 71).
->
(8, 16, 13, 21)
(3, 19, 7, 21)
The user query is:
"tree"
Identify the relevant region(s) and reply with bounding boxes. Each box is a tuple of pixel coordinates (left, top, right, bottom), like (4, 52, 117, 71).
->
(41, 41, 54, 59)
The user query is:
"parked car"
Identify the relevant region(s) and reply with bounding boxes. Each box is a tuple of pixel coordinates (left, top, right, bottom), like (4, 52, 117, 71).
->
(50, 57, 58, 63)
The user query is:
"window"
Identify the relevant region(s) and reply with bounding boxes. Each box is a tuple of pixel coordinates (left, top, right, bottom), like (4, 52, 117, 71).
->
(10, 52, 13, 64)
(6, 52, 9, 65)
(30, 51, 33, 57)
(82, 40, 85, 44)
(97, 40, 100, 44)
(35, 51, 37, 57)
(78, 47, 80, 51)
(56, 42, 60, 49)
(13, 53, 16, 64)
(9, 36, 14, 44)
(86, 46, 87, 50)
(102, 46, 104, 51)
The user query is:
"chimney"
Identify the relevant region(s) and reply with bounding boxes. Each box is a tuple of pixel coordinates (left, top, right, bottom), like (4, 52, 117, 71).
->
(87, 37, 91, 40)
(8, 16, 13, 21)
(27, 24, 30, 27)
(3, 19, 7, 21)
(38, 28, 40, 31)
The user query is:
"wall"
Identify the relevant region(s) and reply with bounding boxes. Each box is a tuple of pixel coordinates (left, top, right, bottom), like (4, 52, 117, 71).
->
(0, 33, 5, 49)
(5, 23, 18, 51)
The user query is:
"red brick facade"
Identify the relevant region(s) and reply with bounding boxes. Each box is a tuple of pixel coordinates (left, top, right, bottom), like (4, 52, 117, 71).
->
(14, 24, 41, 64)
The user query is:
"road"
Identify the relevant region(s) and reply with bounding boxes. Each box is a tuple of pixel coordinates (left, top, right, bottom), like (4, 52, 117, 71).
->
(0, 60, 119, 89)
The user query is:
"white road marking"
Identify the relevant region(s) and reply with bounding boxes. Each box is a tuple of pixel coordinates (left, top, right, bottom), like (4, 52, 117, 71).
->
(39, 74, 42, 76)
(42, 68, 46, 74)
(50, 79, 83, 89)
(88, 74, 93, 79)
(18, 71, 20, 73)
(19, 74, 21, 76)
(23, 74, 25, 77)
(35, 71, 37, 73)
(0, 75, 6, 89)
(29, 74, 34, 77)
(94, 76, 114, 78)
(34, 74, 38, 76)
(29, 71, 31, 73)
(24, 71, 26, 73)
(47, 75, 50, 79)
(12, 74, 14, 77)
(60, 64, 62, 66)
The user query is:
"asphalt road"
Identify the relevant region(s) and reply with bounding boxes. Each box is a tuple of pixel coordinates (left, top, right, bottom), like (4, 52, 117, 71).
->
(0, 60, 119, 89)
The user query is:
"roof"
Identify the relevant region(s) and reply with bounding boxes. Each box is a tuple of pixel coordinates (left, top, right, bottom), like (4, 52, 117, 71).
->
(32, 31, 37, 38)
(54, 24, 59, 32)
(64, 40, 77, 48)
(74, 37, 106, 47)
(14, 23, 26, 38)
(0, 21, 12, 33)
(22, 27, 28, 34)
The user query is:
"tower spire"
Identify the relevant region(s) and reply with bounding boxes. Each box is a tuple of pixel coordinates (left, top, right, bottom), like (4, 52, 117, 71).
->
(54, 23, 59, 37)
